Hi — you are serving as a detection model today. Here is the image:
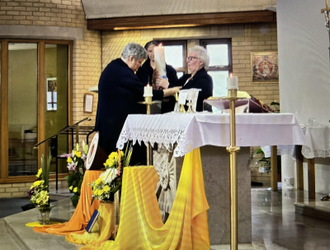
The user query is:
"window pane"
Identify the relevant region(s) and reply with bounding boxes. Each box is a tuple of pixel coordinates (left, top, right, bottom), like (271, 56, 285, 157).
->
(164, 45, 183, 69)
(45, 44, 69, 174)
(208, 70, 229, 97)
(8, 43, 38, 176)
(206, 44, 229, 67)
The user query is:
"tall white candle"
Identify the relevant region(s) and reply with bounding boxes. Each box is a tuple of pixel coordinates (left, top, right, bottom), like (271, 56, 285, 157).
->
(143, 84, 153, 97)
(154, 45, 167, 79)
(227, 73, 239, 90)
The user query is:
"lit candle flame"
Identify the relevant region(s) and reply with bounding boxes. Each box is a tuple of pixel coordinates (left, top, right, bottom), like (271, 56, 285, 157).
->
(158, 43, 163, 47)
(147, 84, 150, 87)
(230, 73, 233, 78)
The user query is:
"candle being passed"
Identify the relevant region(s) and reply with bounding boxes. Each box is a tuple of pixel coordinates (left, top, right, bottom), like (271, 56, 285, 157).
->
(154, 44, 167, 79)
(227, 73, 239, 90)
(143, 84, 153, 97)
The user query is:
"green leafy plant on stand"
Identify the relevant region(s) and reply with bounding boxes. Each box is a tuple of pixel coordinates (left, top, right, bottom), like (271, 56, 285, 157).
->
(270, 101, 280, 113)
(256, 148, 271, 174)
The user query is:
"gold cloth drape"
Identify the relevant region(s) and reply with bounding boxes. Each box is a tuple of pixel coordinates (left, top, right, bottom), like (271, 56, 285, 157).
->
(66, 202, 115, 246)
(33, 170, 102, 235)
(78, 148, 210, 250)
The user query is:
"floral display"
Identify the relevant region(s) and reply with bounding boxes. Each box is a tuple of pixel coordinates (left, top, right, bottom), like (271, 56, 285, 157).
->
(29, 155, 51, 207)
(89, 144, 132, 203)
(62, 141, 88, 208)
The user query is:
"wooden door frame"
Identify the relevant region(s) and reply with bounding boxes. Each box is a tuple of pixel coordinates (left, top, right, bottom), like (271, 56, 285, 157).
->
(0, 39, 73, 183)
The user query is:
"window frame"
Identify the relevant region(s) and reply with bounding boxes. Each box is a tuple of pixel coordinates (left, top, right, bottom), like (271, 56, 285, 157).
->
(0, 39, 73, 183)
(200, 38, 232, 73)
(161, 40, 187, 74)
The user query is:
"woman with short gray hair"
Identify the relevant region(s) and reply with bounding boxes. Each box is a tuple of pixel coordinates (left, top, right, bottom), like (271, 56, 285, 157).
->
(169, 45, 213, 112)
(121, 42, 148, 61)
(188, 46, 210, 69)
(95, 42, 180, 164)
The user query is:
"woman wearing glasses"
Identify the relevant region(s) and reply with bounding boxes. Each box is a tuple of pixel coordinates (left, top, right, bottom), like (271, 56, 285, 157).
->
(181, 45, 213, 111)
(171, 45, 213, 112)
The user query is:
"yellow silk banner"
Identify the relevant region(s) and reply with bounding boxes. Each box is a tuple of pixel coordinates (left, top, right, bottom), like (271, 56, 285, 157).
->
(80, 148, 210, 250)
(33, 170, 102, 235)
(66, 202, 115, 246)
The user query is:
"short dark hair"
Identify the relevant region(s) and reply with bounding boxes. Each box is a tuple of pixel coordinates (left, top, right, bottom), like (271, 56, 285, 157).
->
(144, 40, 159, 50)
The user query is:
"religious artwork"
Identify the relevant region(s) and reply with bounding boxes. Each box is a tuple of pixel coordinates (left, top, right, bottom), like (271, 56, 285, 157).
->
(251, 52, 279, 83)
(46, 77, 57, 111)
(153, 145, 177, 222)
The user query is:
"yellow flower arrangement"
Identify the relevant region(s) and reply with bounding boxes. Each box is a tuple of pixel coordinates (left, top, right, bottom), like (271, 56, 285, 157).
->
(29, 155, 51, 207)
(89, 144, 132, 203)
(62, 141, 88, 208)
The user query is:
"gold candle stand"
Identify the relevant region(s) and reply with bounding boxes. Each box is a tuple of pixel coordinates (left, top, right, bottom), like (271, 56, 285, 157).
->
(224, 89, 240, 250)
(139, 96, 156, 165)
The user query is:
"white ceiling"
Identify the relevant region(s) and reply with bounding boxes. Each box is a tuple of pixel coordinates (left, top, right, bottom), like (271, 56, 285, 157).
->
(81, 0, 276, 19)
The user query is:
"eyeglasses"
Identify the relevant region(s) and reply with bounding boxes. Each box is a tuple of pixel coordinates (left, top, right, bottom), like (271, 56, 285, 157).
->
(187, 56, 200, 61)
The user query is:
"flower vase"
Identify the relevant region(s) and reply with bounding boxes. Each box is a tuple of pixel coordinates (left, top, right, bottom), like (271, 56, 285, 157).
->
(37, 205, 55, 225)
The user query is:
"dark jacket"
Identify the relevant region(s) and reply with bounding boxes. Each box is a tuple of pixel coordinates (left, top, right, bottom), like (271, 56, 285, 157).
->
(95, 58, 164, 153)
(171, 67, 213, 112)
(136, 58, 178, 113)
(136, 58, 178, 86)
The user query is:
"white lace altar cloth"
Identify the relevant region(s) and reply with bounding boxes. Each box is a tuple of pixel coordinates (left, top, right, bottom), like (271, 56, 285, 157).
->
(301, 125, 330, 159)
(117, 112, 308, 157)
(262, 125, 330, 159)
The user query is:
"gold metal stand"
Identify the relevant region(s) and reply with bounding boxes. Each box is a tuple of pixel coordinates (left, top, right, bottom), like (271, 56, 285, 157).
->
(225, 89, 240, 250)
(139, 96, 156, 165)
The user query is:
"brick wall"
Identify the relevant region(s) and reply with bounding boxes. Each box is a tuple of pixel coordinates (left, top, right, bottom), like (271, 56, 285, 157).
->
(0, 0, 85, 27)
(0, 180, 68, 198)
(233, 24, 279, 105)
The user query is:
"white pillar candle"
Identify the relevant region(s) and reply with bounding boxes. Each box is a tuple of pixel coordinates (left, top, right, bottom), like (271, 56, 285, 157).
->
(227, 73, 239, 90)
(154, 45, 167, 79)
(143, 84, 153, 97)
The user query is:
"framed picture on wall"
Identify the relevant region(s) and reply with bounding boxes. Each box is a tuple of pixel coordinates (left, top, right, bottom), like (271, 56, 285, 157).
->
(84, 93, 94, 113)
(46, 77, 57, 111)
(251, 52, 279, 83)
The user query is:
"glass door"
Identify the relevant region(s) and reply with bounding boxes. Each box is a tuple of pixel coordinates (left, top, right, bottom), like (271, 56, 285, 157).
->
(8, 43, 38, 176)
(45, 43, 69, 174)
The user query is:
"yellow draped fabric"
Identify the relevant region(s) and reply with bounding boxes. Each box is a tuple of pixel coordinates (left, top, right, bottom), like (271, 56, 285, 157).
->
(33, 170, 102, 235)
(79, 148, 210, 250)
(66, 202, 115, 246)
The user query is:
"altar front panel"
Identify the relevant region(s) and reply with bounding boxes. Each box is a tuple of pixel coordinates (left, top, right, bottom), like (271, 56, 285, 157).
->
(154, 145, 251, 245)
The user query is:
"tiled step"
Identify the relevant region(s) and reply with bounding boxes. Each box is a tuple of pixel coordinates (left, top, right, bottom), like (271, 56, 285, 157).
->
(294, 191, 330, 221)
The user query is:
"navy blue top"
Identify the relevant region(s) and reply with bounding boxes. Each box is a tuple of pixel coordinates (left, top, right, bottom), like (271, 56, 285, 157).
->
(95, 58, 164, 152)
(136, 58, 178, 113)
(171, 68, 213, 112)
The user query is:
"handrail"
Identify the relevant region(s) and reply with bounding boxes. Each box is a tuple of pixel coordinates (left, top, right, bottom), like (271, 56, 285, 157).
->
(32, 117, 92, 192)
(33, 117, 91, 148)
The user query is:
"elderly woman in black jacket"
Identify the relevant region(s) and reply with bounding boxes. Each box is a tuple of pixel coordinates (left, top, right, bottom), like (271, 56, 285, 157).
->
(172, 45, 213, 112)
(95, 42, 180, 164)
